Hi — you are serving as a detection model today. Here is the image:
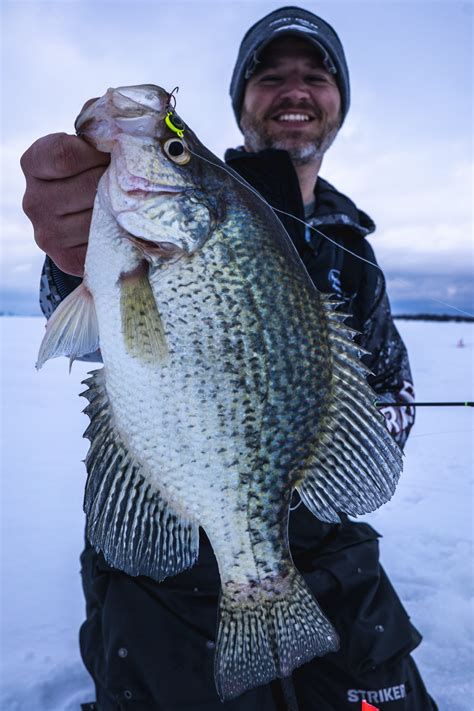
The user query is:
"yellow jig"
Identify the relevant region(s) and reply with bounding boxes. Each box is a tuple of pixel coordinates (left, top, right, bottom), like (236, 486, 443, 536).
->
(165, 111, 185, 138)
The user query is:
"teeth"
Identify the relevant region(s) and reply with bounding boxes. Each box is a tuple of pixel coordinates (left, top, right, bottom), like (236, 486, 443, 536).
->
(277, 113, 310, 122)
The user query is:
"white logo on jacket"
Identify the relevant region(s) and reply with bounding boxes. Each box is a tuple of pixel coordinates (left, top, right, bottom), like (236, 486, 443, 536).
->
(347, 684, 406, 703)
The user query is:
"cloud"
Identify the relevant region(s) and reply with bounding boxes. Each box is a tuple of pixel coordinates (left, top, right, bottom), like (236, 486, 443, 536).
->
(386, 272, 474, 317)
(1, 1, 472, 315)
(322, 103, 473, 280)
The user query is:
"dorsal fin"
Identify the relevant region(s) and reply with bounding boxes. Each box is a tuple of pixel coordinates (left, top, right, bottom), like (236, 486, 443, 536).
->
(296, 295, 403, 522)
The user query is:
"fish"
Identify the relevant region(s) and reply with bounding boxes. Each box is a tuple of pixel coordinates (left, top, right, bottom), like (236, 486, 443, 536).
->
(37, 84, 402, 700)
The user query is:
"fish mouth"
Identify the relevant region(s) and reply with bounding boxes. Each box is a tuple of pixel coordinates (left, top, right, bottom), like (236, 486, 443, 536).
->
(124, 187, 184, 198)
(116, 167, 189, 196)
(75, 85, 169, 143)
(112, 85, 168, 114)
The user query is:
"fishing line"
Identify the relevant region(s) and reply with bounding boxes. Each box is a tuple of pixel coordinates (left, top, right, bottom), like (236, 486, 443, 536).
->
(375, 401, 473, 408)
(188, 148, 384, 273)
(289, 498, 302, 512)
(408, 429, 473, 439)
(426, 299, 473, 319)
(187, 148, 474, 319)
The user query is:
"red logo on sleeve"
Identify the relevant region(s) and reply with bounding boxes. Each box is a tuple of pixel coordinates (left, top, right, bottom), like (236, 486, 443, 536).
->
(362, 702, 380, 711)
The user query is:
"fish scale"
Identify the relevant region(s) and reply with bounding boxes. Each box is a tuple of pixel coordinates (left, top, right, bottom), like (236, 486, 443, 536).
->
(37, 83, 402, 701)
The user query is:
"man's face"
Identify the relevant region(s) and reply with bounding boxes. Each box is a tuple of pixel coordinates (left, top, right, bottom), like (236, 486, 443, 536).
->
(241, 37, 342, 164)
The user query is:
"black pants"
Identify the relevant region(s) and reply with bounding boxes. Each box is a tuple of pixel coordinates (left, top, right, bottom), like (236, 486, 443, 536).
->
(79, 520, 437, 710)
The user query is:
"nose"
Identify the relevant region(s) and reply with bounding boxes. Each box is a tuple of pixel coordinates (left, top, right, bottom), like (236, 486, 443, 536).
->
(279, 75, 311, 102)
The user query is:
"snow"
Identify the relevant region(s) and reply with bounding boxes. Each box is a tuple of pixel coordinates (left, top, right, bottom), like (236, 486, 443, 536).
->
(1, 317, 473, 710)
(359, 321, 474, 708)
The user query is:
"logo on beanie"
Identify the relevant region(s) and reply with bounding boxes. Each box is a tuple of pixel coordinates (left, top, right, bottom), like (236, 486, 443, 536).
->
(269, 17, 320, 34)
(266, 17, 336, 74)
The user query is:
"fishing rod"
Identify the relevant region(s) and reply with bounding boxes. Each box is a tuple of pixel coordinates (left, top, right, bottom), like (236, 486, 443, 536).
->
(375, 401, 473, 408)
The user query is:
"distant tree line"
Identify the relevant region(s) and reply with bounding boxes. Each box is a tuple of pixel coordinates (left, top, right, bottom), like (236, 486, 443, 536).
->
(1, 311, 473, 322)
(394, 314, 474, 323)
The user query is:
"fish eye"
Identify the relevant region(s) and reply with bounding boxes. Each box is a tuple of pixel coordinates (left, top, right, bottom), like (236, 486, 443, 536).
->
(163, 138, 191, 165)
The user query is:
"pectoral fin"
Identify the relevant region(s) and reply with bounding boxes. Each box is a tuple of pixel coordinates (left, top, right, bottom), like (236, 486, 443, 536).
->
(36, 283, 99, 370)
(120, 261, 168, 364)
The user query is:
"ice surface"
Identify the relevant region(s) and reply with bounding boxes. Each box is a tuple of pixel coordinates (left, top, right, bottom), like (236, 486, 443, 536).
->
(1, 317, 473, 709)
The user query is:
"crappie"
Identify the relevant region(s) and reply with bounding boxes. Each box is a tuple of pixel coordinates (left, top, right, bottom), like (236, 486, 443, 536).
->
(37, 84, 402, 700)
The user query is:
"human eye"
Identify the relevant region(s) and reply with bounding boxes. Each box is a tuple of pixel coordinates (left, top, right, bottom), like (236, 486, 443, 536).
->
(306, 73, 329, 84)
(258, 73, 282, 85)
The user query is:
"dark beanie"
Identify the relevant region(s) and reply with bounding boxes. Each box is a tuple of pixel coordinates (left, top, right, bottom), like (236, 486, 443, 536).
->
(230, 6, 350, 127)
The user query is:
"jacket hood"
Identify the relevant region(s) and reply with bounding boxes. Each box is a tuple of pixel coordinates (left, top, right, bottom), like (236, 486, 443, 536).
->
(224, 147, 375, 237)
(313, 176, 375, 237)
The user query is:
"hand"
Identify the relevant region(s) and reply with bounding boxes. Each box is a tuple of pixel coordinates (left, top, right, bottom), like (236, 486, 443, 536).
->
(379, 404, 413, 438)
(378, 380, 415, 447)
(21, 131, 110, 276)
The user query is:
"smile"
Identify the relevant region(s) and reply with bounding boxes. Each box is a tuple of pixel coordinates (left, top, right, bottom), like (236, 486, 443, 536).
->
(272, 112, 314, 123)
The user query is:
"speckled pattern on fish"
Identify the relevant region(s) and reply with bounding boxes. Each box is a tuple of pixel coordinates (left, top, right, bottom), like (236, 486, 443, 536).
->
(37, 84, 402, 700)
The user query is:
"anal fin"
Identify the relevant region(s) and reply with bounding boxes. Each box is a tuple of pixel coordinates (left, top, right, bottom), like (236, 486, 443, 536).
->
(81, 368, 198, 579)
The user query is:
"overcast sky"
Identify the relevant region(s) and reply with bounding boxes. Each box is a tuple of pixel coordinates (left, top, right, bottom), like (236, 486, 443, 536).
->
(1, 0, 472, 315)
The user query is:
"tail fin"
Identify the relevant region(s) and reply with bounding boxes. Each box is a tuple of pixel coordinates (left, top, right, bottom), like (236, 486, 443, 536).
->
(214, 570, 339, 700)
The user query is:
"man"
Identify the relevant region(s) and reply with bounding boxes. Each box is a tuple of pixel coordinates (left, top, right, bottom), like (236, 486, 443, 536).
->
(21, 6, 436, 710)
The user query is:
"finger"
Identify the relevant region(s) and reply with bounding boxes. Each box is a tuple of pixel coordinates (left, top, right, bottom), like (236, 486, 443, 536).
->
(23, 165, 106, 221)
(50, 242, 89, 277)
(35, 209, 93, 261)
(21, 132, 109, 181)
(56, 165, 106, 216)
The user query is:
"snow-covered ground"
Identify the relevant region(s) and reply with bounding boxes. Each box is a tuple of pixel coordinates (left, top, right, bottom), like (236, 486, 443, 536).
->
(1, 317, 473, 710)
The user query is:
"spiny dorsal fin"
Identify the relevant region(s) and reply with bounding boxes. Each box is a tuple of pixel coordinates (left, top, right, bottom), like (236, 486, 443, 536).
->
(81, 367, 198, 579)
(296, 295, 403, 523)
(36, 283, 99, 370)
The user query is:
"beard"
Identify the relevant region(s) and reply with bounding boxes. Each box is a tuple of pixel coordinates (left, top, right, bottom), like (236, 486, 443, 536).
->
(241, 101, 341, 165)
